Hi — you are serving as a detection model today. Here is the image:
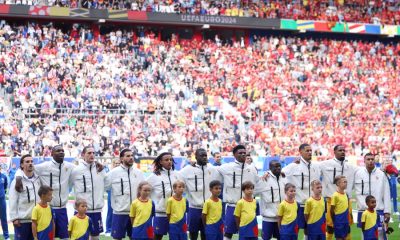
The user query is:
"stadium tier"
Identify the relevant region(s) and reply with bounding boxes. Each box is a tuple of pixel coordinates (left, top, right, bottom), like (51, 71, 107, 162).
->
(0, 17, 399, 161)
(0, 1, 399, 24)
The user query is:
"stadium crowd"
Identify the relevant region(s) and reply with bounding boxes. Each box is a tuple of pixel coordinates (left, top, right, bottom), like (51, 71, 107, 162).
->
(0, 0, 399, 24)
(0, 21, 400, 160)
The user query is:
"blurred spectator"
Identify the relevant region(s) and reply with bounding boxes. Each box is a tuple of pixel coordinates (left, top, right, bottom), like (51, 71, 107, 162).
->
(0, 0, 399, 24)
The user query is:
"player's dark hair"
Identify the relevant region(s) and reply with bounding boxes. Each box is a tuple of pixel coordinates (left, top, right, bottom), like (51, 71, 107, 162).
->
(153, 152, 175, 175)
(334, 145, 343, 151)
(299, 143, 310, 151)
(233, 145, 246, 154)
(209, 180, 222, 189)
(119, 148, 132, 158)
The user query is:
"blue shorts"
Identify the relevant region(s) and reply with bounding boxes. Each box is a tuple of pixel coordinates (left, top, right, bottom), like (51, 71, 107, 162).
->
(205, 234, 223, 240)
(169, 233, 188, 240)
(224, 205, 238, 234)
(280, 235, 298, 240)
(308, 234, 326, 240)
(14, 222, 34, 240)
(334, 222, 349, 238)
(188, 207, 204, 232)
(262, 221, 279, 240)
(154, 216, 169, 235)
(53, 208, 69, 239)
(112, 214, 132, 239)
(297, 206, 306, 229)
(87, 212, 103, 235)
(357, 210, 383, 228)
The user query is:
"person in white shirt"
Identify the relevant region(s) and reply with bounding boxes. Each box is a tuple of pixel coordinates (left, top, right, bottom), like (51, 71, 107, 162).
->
(180, 148, 221, 240)
(354, 153, 391, 240)
(105, 149, 144, 240)
(9, 154, 41, 240)
(319, 145, 357, 240)
(282, 143, 320, 239)
(70, 146, 106, 240)
(217, 144, 259, 240)
(255, 160, 286, 240)
(146, 152, 181, 240)
(34, 145, 74, 240)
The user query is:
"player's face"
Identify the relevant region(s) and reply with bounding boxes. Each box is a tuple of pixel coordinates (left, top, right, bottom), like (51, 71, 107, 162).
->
(121, 151, 134, 167)
(243, 186, 254, 197)
(270, 162, 281, 177)
(245, 155, 252, 164)
(214, 153, 221, 163)
(234, 149, 247, 163)
(174, 184, 185, 195)
(196, 150, 208, 166)
(364, 155, 375, 170)
(160, 154, 173, 170)
(83, 147, 95, 164)
(334, 146, 346, 161)
(210, 185, 222, 197)
(21, 156, 34, 173)
(113, 160, 120, 168)
(312, 183, 323, 195)
(52, 146, 65, 163)
(367, 198, 377, 209)
(300, 146, 312, 161)
(140, 185, 152, 199)
(77, 202, 88, 215)
(287, 187, 296, 199)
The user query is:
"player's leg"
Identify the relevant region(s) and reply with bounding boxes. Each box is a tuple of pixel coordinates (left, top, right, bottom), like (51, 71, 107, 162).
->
(154, 216, 169, 240)
(53, 208, 69, 240)
(223, 205, 238, 240)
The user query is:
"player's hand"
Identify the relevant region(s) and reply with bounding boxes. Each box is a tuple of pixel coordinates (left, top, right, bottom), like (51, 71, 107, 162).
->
(384, 213, 390, 223)
(293, 157, 301, 164)
(15, 176, 23, 193)
(13, 219, 21, 227)
(95, 161, 104, 172)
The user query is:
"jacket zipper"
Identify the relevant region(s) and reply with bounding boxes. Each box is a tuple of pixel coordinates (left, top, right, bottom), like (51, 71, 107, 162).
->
(161, 181, 166, 198)
(167, 170, 172, 197)
(277, 177, 282, 202)
(128, 168, 132, 203)
(361, 180, 364, 195)
(195, 175, 198, 191)
(240, 163, 244, 198)
(368, 172, 371, 195)
(308, 164, 311, 197)
(83, 175, 86, 192)
(59, 164, 62, 208)
(202, 165, 205, 202)
(50, 172, 53, 188)
(233, 172, 236, 188)
(301, 172, 304, 190)
(120, 178, 124, 195)
(26, 186, 30, 203)
(271, 187, 274, 203)
(90, 165, 95, 211)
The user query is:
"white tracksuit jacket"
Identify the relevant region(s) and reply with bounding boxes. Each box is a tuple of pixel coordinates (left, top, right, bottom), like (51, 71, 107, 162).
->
(319, 158, 356, 197)
(147, 169, 181, 216)
(255, 171, 286, 222)
(354, 167, 391, 213)
(217, 160, 259, 205)
(105, 165, 144, 215)
(282, 158, 320, 205)
(34, 159, 75, 208)
(9, 173, 41, 222)
(70, 160, 106, 213)
(180, 163, 222, 208)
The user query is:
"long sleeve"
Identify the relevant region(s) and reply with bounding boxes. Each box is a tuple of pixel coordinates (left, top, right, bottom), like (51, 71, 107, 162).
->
(9, 180, 18, 221)
(104, 171, 112, 191)
(383, 174, 391, 214)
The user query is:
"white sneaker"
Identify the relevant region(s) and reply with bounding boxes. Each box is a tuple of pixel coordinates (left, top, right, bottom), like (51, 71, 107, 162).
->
(105, 232, 111, 237)
(394, 211, 400, 215)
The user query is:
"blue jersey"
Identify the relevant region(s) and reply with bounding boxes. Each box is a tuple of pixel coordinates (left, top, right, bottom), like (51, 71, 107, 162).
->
(0, 173, 7, 198)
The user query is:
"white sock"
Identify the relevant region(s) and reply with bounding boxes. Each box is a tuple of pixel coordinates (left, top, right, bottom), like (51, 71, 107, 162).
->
(304, 235, 308, 240)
